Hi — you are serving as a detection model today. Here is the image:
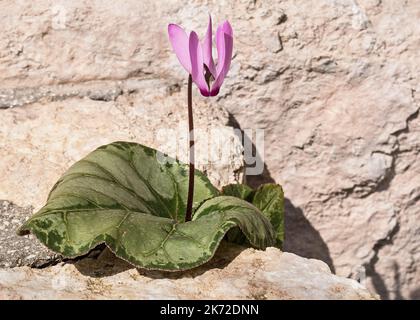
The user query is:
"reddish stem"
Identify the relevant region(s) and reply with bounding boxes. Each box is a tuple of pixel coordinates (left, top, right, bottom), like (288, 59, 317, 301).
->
(185, 75, 194, 222)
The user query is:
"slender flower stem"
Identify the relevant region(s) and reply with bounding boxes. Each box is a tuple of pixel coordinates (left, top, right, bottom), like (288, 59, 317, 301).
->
(185, 74, 194, 222)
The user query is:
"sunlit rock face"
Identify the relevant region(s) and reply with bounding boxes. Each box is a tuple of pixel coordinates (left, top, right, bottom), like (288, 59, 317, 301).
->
(0, 0, 418, 299)
(0, 244, 378, 300)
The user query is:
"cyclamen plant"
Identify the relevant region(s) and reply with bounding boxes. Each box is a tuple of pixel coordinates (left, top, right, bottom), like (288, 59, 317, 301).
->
(18, 15, 284, 271)
(168, 16, 233, 221)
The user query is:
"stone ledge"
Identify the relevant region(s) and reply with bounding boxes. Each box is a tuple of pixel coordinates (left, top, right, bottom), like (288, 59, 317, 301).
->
(0, 243, 378, 300)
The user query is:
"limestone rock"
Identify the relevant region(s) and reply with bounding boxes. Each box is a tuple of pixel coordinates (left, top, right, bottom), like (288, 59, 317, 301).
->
(0, 81, 243, 267)
(0, 244, 377, 300)
(218, 0, 420, 300)
(0, 201, 60, 268)
(0, 81, 243, 211)
(0, 0, 418, 299)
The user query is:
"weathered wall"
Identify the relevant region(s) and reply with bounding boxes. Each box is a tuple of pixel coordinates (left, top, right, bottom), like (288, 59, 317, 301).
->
(0, 0, 418, 299)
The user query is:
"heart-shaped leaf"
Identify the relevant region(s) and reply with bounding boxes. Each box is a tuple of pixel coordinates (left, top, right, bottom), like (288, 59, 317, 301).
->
(221, 183, 254, 201)
(18, 142, 276, 271)
(222, 183, 284, 247)
(252, 184, 284, 246)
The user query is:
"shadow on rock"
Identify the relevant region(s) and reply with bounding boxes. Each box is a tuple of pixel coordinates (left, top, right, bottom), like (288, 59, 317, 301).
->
(73, 241, 247, 279)
(410, 287, 420, 300)
(247, 181, 336, 274)
(228, 112, 335, 273)
(282, 198, 335, 273)
(72, 245, 132, 277)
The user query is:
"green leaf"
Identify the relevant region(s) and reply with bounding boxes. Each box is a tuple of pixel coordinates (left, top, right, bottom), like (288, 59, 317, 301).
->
(222, 183, 285, 248)
(18, 142, 276, 271)
(252, 184, 284, 247)
(221, 183, 254, 201)
(221, 183, 254, 244)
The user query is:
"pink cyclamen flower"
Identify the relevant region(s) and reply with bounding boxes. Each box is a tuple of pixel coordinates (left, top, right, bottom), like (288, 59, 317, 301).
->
(168, 15, 233, 96)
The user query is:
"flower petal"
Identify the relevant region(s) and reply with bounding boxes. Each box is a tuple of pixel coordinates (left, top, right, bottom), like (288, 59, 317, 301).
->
(202, 14, 216, 78)
(168, 23, 191, 73)
(189, 31, 210, 96)
(215, 21, 233, 76)
(211, 21, 233, 96)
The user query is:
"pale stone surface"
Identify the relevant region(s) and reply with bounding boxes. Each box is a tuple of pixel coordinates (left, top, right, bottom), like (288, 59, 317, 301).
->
(0, 0, 418, 299)
(0, 200, 60, 268)
(0, 82, 243, 267)
(0, 82, 243, 211)
(218, 0, 420, 301)
(0, 244, 377, 300)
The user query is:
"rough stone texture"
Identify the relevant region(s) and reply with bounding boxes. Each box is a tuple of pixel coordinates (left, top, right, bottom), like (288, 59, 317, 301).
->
(219, 0, 420, 301)
(0, 200, 59, 268)
(0, 82, 243, 267)
(0, 0, 418, 299)
(0, 80, 243, 211)
(0, 244, 377, 300)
